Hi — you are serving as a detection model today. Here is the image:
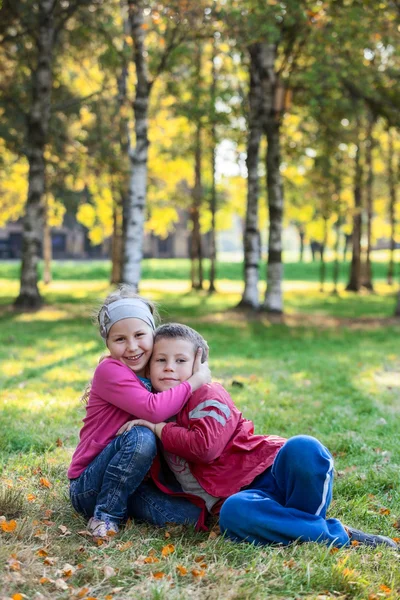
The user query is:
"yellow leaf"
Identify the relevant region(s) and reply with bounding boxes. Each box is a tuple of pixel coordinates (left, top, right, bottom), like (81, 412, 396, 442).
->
(1, 519, 17, 532)
(152, 571, 165, 579)
(37, 548, 48, 557)
(191, 568, 206, 578)
(39, 477, 52, 488)
(144, 556, 159, 564)
(39, 577, 51, 584)
(161, 543, 175, 557)
(379, 585, 392, 594)
(117, 541, 133, 551)
(77, 587, 90, 598)
(12, 595, 24, 600)
(27, 493, 36, 502)
(176, 565, 188, 576)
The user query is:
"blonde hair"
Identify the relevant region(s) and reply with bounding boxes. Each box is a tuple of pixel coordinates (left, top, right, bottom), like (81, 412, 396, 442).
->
(81, 286, 159, 404)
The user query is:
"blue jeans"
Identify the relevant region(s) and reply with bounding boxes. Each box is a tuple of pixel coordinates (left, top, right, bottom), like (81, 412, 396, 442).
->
(127, 481, 202, 526)
(219, 435, 350, 547)
(69, 427, 157, 524)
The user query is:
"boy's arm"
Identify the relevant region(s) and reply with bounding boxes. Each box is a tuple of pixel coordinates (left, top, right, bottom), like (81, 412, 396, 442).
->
(160, 397, 239, 464)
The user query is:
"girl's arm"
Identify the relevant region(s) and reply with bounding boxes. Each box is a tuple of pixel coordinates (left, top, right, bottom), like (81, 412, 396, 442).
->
(118, 398, 239, 464)
(94, 351, 210, 422)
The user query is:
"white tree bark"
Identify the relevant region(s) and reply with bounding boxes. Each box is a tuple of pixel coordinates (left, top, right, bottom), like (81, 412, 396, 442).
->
(122, 0, 151, 290)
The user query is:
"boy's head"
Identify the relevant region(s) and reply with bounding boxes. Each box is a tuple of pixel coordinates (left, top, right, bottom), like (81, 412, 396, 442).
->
(150, 323, 208, 392)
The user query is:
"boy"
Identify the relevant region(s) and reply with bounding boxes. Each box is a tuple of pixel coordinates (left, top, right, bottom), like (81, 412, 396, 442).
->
(121, 324, 397, 549)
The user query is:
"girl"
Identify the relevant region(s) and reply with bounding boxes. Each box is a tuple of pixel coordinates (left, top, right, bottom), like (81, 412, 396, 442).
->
(68, 287, 211, 538)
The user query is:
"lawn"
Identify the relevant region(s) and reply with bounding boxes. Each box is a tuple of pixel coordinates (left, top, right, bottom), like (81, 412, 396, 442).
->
(0, 261, 399, 600)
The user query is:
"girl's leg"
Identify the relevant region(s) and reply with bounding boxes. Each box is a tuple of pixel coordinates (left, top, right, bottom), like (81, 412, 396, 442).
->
(220, 435, 349, 547)
(127, 480, 202, 527)
(70, 426, 157, 524)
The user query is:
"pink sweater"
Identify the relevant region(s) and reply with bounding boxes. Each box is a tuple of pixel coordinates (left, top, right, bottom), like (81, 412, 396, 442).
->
(68, 357, 192, 479)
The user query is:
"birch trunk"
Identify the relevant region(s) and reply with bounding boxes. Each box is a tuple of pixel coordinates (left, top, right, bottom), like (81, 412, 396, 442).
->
(264, 116, 284, 312)
(387, 128, 396, 285)
(43, 194, 52, 285)
(191, 118, 204, 290)
(208, 36, 217, 294)
(346, 135, 363, 291)
(123, 0, 151, 290)
(362, 116, 374, 290)
(14, 0, 55, 308)
(239, 44, 265, 309)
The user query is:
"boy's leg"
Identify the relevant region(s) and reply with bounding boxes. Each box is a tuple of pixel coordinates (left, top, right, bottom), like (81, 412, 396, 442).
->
(69, 426, 157, 524)
(127, 480, 202, 527)
(220, 435, 349, 547)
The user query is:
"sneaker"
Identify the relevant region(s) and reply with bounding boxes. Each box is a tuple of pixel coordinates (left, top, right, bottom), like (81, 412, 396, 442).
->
(87, 516, 119, 538)
(345, 526, 397, 549)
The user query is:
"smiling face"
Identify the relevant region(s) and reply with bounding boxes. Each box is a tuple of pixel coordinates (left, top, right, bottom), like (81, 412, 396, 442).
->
(106, 318, 154, 377)
(149, 337, 196, 392)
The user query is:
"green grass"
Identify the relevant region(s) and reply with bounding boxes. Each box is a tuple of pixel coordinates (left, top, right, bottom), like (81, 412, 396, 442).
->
(0, 263, 399, 599)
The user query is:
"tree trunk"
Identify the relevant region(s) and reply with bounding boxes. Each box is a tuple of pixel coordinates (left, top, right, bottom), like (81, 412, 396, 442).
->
(332, 220, 341, 295)
(43, 194, 52, 285)
(264, 115, 284, 313)
(319, 216, 328, 293)
(191, 119, 204, 289)
(110, 192, 124, 284)
(362, 114, 374, 290)
(122, 0, 151, 290)
(298, 225, 305, 262)
(14, 0, 55, 308)
(395, 291, 400, 317)
(346, 132, 363, 292)
(208, 35, 218, 294)
(239, 44, 266, 309)
(387, 128, 396, 285)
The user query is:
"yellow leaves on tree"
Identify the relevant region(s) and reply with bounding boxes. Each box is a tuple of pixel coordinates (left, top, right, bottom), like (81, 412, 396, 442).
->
(0, 142, 28, 227)
(76, 175, 113, 245)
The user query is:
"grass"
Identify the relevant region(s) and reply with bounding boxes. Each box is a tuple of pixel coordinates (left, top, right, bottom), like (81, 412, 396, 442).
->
(0, 261, 399, 599)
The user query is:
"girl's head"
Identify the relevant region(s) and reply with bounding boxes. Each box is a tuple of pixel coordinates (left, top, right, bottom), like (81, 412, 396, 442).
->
(97, 286, 159, 376)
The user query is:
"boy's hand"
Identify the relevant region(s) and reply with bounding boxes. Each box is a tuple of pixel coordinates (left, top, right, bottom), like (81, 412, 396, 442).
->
(189, 349, 211, 390)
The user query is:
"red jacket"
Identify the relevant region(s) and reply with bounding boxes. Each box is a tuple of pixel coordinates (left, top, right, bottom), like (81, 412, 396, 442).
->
(150, 382, 286, 528)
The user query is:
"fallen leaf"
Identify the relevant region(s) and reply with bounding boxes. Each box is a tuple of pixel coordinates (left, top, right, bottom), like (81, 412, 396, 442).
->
(105, 596, 113, 600)
(76, 587, 90, 598)
(7, 556, 21, 571)
(27, 494, 36, 502)
(44, 556, 57, 565)
(176, 565, 188, 576)
(39, 477, 52, 489)
(194, 555, 205, 563)
(191, 568, 206, 578)
(117, 541, 133, 551)
(1, 519, 17, 532)
(104, 565, 116, 579)
(37, 548, 48, 557)
(62, 563, 76, 577)
(58, 524, 71, 536)
(56, 438, 63, 447)
(152, 571, 165, 579)
(379, 508, 391, 515)
(55, 579, 69, 590)
(283, 558, 297, 568)
(379, 584, 392, 594)
(144, 556, 160, 564)
(12, 594, 24, 600)
(392, 537, 400, 543)
(161, 543, 175, 557)
(351, 540, 360, 546)
(164, 531, 171, 538)
(39, 577, 51, 584)
(208, 530, 218, 540)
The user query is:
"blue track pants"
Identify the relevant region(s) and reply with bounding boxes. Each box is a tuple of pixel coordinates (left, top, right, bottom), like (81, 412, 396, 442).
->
(219, 435, 350, 547)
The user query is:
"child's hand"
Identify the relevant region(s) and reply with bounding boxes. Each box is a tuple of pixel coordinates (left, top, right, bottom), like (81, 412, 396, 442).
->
(117, 419, 166, 438)
(117, 419, 154, 435)
(189, 349, 211, 390)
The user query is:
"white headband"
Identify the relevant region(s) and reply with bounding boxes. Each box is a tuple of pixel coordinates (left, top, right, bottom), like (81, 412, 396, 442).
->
(98, 298, 155, 339)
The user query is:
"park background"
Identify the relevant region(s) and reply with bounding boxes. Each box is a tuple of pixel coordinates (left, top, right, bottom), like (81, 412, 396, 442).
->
(1, 1, 400, 599)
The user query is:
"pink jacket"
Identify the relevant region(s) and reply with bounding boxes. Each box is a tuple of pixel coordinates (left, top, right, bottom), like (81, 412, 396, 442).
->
(68, 357, 192, 479)
(151, 382, 286, 527)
